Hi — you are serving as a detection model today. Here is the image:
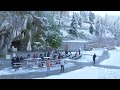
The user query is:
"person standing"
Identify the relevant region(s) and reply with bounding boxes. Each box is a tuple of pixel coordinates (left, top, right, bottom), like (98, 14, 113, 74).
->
(60, 59, 65, 72)
(36, 54, 38, 58)
(93, 53, 96, 64)
(13, 52, 16, 58)
(46, 58, 51, 75)
(11, 57, 16, 69)
(75, 51, 78, 57)
(27, 54, 31, 58)
(78, 48, 81, 55)
(33, 54, 36, 58)
(47, 51, 50, 57)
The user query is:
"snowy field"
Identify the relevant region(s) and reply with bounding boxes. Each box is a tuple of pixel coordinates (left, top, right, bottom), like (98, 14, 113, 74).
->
(35, 47, 120, 79)
(0, 62, 75, 75)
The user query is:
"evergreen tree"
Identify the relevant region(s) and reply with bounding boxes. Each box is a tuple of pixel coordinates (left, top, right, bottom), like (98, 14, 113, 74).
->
(89, 24, 94, 34)
(95, 19, 101, 36)
(69, 15, 78, 36)
(89, 11, 95, 22)
(45, 32, 62, 49)
(80, 11, 88, 21)
(45, 14, 63, 49)
(78, 17, 82, 28)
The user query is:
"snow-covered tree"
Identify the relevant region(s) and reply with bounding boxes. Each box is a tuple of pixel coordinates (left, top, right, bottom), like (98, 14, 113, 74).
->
(78, 17, 82, 28)
(80, 11, 88, 21)
(89, 24, 94, 34)
(45, 32, 62, 49)
(89, 11, 95, 22)
(58, 11, 63, 28)
(69, 14, 78, 36)
(95, 19, 101, 36)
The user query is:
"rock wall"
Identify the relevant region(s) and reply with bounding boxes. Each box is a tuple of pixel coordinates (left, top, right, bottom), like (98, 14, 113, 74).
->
(0, 11, 46, 54)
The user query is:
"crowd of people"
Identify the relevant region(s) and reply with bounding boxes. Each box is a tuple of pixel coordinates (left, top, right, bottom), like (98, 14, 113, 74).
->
(11, 50, 66, 74)
(11, 48, 97, 75)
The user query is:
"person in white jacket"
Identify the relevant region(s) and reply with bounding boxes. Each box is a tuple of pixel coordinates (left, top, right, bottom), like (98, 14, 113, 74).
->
(60, 59, 65, 72)
(13, 52, 16, 58)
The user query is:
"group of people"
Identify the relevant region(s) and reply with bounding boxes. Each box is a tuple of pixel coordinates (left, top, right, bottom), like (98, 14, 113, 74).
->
(26, 50, 62, 60)
(11, 50, 65, 74)
(11, 55, 25, 69)
(11, 48, 97, 76)
(45, 58, 65, 75)
(26, 51, 65, 75)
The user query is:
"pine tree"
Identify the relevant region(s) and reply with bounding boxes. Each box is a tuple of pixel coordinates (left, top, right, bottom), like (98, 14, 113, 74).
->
(89, 11, 95, 22)
(80, 11, 88, 21)
(45, 13, 63, 49)
(95, 20, 101, 36)
(89, 24, 94, 34)
(69, 14, 78, 36)
(78, 17, 82, 28)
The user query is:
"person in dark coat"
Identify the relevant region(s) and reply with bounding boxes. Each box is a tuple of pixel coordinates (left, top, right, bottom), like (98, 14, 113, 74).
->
(58, 53, 61, 59)
(39, 53, 42, 58)
(20, 56, 23, 62)
(93, 53, 96, 64)
(36, 54, 38, 58)
(16, 56, 21, 68)
(11, 57, 16, 68)
(78, 48, 81, 55)
(33, 54, 36, 58)
(47, 51, 50, 57)
(44, 52, 47, 57)
(41, 54, 44, 61)
(27, 54, 31, 58)
(16, 56, 20, 63)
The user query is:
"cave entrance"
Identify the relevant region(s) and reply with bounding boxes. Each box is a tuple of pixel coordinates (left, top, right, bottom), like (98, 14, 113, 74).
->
(11, 40, 21, 51)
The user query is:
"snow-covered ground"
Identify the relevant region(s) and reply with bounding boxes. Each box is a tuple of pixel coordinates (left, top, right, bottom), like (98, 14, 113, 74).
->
(1, 47, 120, 79)
(0, 62, 75, 75)
(36, 66, 120, 79)
(35, 66, 98, 79)
(100, 50, 120, 67)
(63, 40, 89, 43)
(35, 47, 120, 79)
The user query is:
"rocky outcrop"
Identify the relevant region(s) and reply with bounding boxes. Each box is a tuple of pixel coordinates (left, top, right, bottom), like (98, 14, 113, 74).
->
(0, 11, 47, 54)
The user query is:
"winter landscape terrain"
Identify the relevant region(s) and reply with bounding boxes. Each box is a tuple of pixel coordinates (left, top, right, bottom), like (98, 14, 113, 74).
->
(1, 11, 120, 79)
(0, 47, 120, 79)
(35, 48, 120, 79)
